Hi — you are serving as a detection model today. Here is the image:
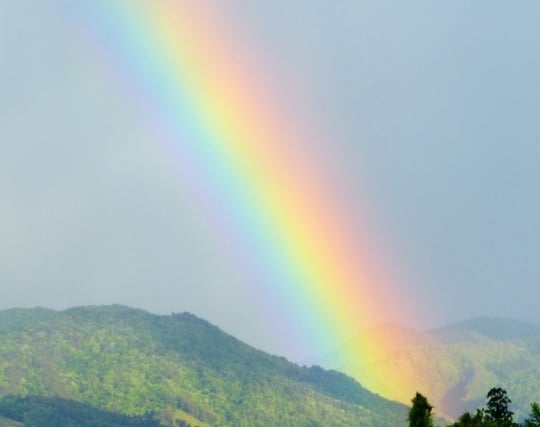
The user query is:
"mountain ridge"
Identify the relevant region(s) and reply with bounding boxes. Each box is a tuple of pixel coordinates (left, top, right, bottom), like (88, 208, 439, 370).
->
(429, 316, 540, 341)
(0, 304, 408, 426)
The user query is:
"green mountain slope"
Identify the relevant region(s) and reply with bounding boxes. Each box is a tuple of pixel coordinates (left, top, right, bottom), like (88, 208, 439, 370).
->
(0, 305, 407, 426)
(0, 396, 166, 427)
(329, 318, 540, 421)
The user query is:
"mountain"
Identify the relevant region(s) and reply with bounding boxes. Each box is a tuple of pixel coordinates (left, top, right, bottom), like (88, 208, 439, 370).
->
(328, 317, 540, 421)
(0, 305, 407, 426)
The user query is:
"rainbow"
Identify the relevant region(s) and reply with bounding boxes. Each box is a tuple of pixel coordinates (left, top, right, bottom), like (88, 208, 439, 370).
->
(58, 1, 415, 399)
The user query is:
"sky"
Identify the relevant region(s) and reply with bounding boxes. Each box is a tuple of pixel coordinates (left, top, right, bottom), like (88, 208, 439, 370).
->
(1, 1, 539, 361)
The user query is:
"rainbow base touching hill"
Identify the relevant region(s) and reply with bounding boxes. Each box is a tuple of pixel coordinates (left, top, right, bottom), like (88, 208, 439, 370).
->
(57, 1, 417, 397)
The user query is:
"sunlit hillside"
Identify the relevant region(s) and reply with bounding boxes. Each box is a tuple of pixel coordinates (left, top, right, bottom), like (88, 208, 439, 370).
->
(0, 305, 407, 427)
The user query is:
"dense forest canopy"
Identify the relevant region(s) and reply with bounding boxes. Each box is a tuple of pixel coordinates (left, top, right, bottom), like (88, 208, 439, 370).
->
(0, 305, 406, 427)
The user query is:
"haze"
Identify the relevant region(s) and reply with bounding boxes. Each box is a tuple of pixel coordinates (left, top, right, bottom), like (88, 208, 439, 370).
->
(1, 1, 539, 361)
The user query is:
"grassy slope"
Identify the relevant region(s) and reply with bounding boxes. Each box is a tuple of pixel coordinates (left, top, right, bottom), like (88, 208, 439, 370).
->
(0, 305, 407, 427)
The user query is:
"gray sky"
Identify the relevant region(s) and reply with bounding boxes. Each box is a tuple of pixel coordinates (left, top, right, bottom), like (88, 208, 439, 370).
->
(1, 1, 539, 360)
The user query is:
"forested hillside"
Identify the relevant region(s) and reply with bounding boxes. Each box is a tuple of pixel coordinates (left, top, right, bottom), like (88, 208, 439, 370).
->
(0, 305, 407, 426)
(0, 396, 166, 427)
(330, 318, 540, 420)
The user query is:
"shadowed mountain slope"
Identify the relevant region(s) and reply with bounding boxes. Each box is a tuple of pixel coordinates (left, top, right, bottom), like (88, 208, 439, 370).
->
(0, 395, 166, 427)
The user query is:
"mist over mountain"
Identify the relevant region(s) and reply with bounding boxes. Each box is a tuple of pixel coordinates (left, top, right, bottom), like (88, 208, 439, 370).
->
(2, 304, 540, 425)
(430, 317, 540, 342)
(329, 317, 540, 421)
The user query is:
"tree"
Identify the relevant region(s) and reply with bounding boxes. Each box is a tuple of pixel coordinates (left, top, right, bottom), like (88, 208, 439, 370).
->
(524, 402, 540, 427)
(485, 387, 513, 425)
(408, 392, 434, 427)
(447, 409, 486, 427)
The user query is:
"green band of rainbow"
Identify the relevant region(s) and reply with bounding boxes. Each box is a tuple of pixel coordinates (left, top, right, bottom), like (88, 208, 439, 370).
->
(58, 1, 414, 396)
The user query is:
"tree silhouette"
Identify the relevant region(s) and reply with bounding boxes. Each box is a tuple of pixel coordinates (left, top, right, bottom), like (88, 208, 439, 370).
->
(485, 387, 513, 425)
(524, 402, 540, 427)
(408, 392, 434, 427)
(449, 409, 486, 427)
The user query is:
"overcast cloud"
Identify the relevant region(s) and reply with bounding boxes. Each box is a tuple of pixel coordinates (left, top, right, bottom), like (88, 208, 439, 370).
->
(1, 1, 539, 360)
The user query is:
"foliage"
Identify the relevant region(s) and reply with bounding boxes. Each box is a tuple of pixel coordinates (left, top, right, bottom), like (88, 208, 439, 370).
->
(442, 387, 540, 427)
(408, 392, 434, 427)
(449, 409, 486, 427)
(0, 395, 165, 427)
(485, 387, 513, 424)
(523, 403, 540, 427)
(0, 305, 407, 427)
